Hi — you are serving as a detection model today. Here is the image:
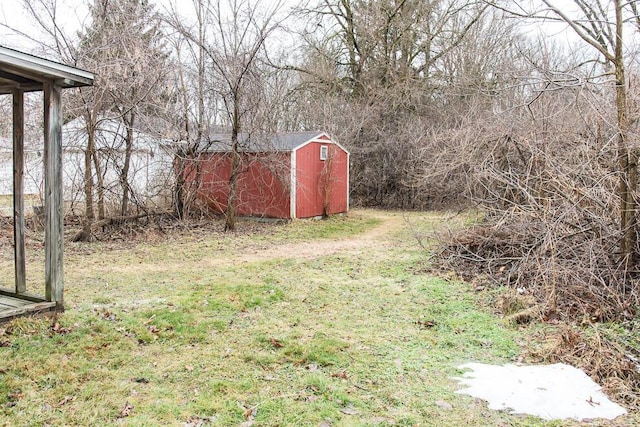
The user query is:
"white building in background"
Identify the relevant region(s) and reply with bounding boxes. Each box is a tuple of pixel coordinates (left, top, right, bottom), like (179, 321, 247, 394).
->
(0, 117, 176, 216)
(0, 137, 43, 216)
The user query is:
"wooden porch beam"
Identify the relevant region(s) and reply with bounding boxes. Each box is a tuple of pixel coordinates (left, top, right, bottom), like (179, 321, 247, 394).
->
(43, 82, 63, 308)
(12, 89, 25, 294)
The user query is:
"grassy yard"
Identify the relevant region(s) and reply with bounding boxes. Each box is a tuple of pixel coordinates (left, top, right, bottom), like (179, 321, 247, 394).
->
(0, 210, 631, 426)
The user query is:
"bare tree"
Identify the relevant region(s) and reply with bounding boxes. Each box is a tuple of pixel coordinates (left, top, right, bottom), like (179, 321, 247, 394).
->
(0, 0, 104, 239)
(426, 1, 640, 325)
(6, 0, 175, 240)
(85, 0, 169, 216)
(163, 0, 217, 218)
(168, 0, 285, 230)
(298, 0, 489, 96)
(488, 0, 640, 272)
(293, 1, 514, 208)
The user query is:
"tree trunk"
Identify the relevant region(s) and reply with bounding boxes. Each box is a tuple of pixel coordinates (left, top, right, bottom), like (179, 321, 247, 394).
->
(81, 120, 96, 241)
(226, 151, 240, 231)
(225, 100, 241, 231)
(92, 146, 105, 219)
(613, 0, 636, 270)
(226, 141, 240, 230)
(173, 152, 186, 219)
(120, 111, 136, 216)
(173, 41, 191, 219)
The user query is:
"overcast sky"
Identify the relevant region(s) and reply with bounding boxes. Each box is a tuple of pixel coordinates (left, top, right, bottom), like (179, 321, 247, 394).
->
(0, 0, 187, 50)
(0, 0, 89, 50)
(0, 0, 631, 59)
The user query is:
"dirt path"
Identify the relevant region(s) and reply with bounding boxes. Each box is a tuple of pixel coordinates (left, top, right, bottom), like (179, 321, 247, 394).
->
(221, 212, 405, 265)
(98, 212, 407, 274)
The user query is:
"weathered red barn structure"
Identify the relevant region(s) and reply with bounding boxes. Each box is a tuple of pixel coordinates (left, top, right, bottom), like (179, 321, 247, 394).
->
(185, 131, 349, 219)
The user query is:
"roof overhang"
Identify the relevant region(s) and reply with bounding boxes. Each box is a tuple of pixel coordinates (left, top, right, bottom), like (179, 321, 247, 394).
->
(0, 45, 94, 94)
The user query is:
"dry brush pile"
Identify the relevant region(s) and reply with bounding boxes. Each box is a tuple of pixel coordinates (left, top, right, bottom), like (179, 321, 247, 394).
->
(427, 84, 640, 407)
(440, 131, 635, 321)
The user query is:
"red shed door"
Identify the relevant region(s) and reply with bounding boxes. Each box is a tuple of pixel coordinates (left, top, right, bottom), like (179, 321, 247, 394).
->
(294, 140, 348, 218)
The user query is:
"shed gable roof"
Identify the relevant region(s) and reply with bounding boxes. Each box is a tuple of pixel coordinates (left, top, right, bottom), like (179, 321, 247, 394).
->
(201, 131, 332, 153)
(0, 45, 94, 94)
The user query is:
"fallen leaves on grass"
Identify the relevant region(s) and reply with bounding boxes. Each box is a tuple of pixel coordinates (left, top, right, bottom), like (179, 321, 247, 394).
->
(51, 322, 72, 335)
(244, 406, 254, 419)
(269, 337, 284, 348)
(57, 395, 76, 407)
(416, 319, 437, 329)
(304, 394, 318, 403)
(7, 389, 24, 404)
(118, 401, 134, 418)
(239, 402, 257, 426)
(100, 310, 117, 321)
(331, 370, 348, 379)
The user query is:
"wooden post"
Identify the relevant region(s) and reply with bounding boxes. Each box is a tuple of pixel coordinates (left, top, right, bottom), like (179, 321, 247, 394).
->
(44, 82, 64, 308)
(13, 89, 26, 294)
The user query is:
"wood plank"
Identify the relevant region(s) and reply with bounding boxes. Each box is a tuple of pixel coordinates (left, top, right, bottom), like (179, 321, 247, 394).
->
(0, 288, 46, 303)
(0, 302, 19, 309)
(0, 301, 57, 322)
(44, 82, 64, 308)
(0, 296, 30, 308)
(13, 89, 26, 294)
(0, 83, 42, 93)
(0, 300, 26, 308)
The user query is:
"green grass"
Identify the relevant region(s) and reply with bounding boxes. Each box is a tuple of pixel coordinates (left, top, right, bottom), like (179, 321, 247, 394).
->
(258, 211, 382, 242)
(0, 210, 629, 426)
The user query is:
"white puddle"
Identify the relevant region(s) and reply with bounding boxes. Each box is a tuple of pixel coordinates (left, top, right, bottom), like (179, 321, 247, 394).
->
(454, 363, 627, 421)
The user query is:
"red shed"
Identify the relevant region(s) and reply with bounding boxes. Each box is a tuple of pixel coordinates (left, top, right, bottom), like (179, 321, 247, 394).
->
(185, 131, 349, 219)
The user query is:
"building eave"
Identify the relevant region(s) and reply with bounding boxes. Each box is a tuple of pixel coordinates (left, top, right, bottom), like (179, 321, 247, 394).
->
(0, 45, 94, 94)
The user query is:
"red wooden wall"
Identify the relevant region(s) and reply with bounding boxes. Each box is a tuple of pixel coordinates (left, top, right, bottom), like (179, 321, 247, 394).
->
(186, 152, 291, 218)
